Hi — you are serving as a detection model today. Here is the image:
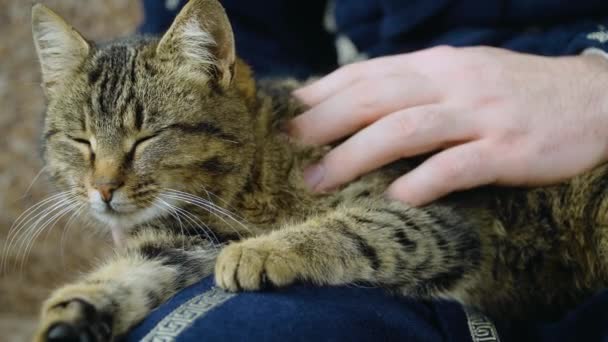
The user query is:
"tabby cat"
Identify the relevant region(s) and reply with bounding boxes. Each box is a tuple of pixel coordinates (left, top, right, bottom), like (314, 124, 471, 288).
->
(29, 0, 607, 341)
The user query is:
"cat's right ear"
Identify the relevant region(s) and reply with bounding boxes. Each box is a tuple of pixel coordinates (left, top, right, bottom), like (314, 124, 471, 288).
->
(156, 0, 236, 89)
(31, 4, 90, 96)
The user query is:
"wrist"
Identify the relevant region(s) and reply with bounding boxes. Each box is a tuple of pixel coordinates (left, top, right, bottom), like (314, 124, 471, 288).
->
(579, 50, 608, 161)
(582, 47, 608, 64)
(581, 49, 608, 75)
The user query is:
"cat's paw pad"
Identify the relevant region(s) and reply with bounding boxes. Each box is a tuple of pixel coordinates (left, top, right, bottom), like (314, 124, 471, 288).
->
(35, 292, 112, 342)
(215, 239, 298, 291)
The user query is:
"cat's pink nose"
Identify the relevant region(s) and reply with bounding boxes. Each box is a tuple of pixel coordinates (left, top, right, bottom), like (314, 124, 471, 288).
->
(95, 182, 122, 203)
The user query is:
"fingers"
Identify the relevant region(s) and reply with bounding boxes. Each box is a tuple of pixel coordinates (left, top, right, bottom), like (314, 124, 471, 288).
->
(386, 140, 496, 206)
(293, 46, 453, 107)
(294, 60, 375, 106)
(288, 74, 437, 145)
(304, 105, 476, 192)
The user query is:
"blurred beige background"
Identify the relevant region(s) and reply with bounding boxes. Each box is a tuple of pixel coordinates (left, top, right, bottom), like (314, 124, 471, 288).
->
(0, 1, 140, 340)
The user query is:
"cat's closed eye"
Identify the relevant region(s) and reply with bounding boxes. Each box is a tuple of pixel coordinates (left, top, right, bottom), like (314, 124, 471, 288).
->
(130, 134, 157, 156)
(68, 136, 90, 146)
(68, 135, 95, 161)
(67, 135, 95, 157)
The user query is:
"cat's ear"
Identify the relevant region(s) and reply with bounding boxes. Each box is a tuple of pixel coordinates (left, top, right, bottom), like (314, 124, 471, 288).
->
(156, 0, 236, 89)
(31, 4, 90, 94)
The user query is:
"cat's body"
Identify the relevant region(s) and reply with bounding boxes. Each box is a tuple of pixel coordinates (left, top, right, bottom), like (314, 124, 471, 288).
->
(28, 1, 607, 341)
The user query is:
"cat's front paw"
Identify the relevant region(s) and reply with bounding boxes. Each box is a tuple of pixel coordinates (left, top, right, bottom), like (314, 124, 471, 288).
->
(215, 238, 299, 291)
(34, 285, 113, 342)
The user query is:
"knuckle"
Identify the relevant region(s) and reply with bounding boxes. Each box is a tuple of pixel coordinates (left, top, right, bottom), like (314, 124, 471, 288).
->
(322, 146, 365, 188)
(496, 130, 525, 148)
(393, 107, 441, 145)
(342, 61, 368, 78)
(387, 182, 411, 204)
(417, 106, 442, 128)
(440, 158, 467, 180)
(393, 110, 425, 142)
(467, 55, 504, 82)
(429, 45, 456, 56)
(295, 115, 316, 135)
(322, 153, 348, 183)
(352, 81, 382, 113)
(464, 148, 484, 171)
(440, 149, 482, 180)
(443, 50, 499, 83)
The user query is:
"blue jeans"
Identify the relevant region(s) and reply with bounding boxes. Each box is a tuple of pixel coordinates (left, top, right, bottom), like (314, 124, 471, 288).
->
(126, 275, 608, 341)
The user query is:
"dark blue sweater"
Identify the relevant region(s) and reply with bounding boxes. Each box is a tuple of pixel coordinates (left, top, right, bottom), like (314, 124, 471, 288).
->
(140, 0, 608, 78)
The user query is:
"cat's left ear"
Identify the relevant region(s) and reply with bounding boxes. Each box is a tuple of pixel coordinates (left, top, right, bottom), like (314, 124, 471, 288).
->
(156, 0, 236, 89)
(31, 4, 90, 95)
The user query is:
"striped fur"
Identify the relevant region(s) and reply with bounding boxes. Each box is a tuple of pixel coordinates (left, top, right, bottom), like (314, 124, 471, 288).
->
(31, 1, 608, 341)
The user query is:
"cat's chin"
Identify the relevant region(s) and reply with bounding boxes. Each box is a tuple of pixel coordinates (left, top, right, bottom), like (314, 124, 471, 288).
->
(89, 201, 165, 240)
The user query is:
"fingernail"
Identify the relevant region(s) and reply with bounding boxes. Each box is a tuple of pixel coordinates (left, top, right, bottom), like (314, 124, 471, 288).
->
(279, 121, 291, 134)
(282, 121, 300, 138)
(292, 88, 312, 105)
(303, 163, 325, 191)
(292, 88, 304, 98)
(385, 187, 419, 207)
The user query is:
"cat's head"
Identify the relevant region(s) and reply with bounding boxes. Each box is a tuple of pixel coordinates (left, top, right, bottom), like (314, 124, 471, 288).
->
(32, 0, 257, 233)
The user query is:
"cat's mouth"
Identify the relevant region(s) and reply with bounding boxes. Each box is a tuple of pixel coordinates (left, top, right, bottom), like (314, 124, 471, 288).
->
(90, 201, 138, 216)
(90, 204, 153, 246)
(88, 197, 167, 236)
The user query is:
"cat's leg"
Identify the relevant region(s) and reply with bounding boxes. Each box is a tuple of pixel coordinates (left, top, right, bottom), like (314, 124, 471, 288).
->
(215, 198, 485, 300)
(34, 230, 218, 342)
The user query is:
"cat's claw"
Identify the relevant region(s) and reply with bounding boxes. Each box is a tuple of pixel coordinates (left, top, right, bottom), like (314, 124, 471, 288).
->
(35, 297, 112, 342)
(46, 322, 94, 342)
(215, 238, 299, 291)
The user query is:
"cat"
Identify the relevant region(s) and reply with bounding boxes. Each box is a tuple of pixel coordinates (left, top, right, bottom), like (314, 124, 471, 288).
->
(29, 0, 607, 341)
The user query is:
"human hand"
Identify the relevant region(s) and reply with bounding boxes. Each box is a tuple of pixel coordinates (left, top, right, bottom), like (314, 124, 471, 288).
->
(288, 46, 608, 206)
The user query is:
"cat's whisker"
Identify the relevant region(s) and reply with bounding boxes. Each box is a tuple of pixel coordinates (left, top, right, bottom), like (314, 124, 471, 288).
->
(16, 199, 80, 273)
(205, 202, 249, 230)
(153, 200, 190, 242)
(217, 138, 240, 145)
(347, 282, 379, 289)
(9, 187, 78, 234)
(155, 196, 221, 248)
(198, 185, 245, 221)
(60, 203, 87, 265)
(160, 192, 248, 239)
(25, 201, 82, 269)
(152, 198, 187, 250)
(7, 190, 74, 240)
(174, 207, 222, 247)
(167, 188, 249, 224)
(163, 195, 249, 238)
(19, 166, 49, 200)
(2, 192, 76, 272)
(11, 195, 77, 246)
(160, 193, 242, 238)
(19, 202, 80, 274)
(154, 198, 220, 247)
(10, 196, 76, 251)
(163, 190, 251, 235)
